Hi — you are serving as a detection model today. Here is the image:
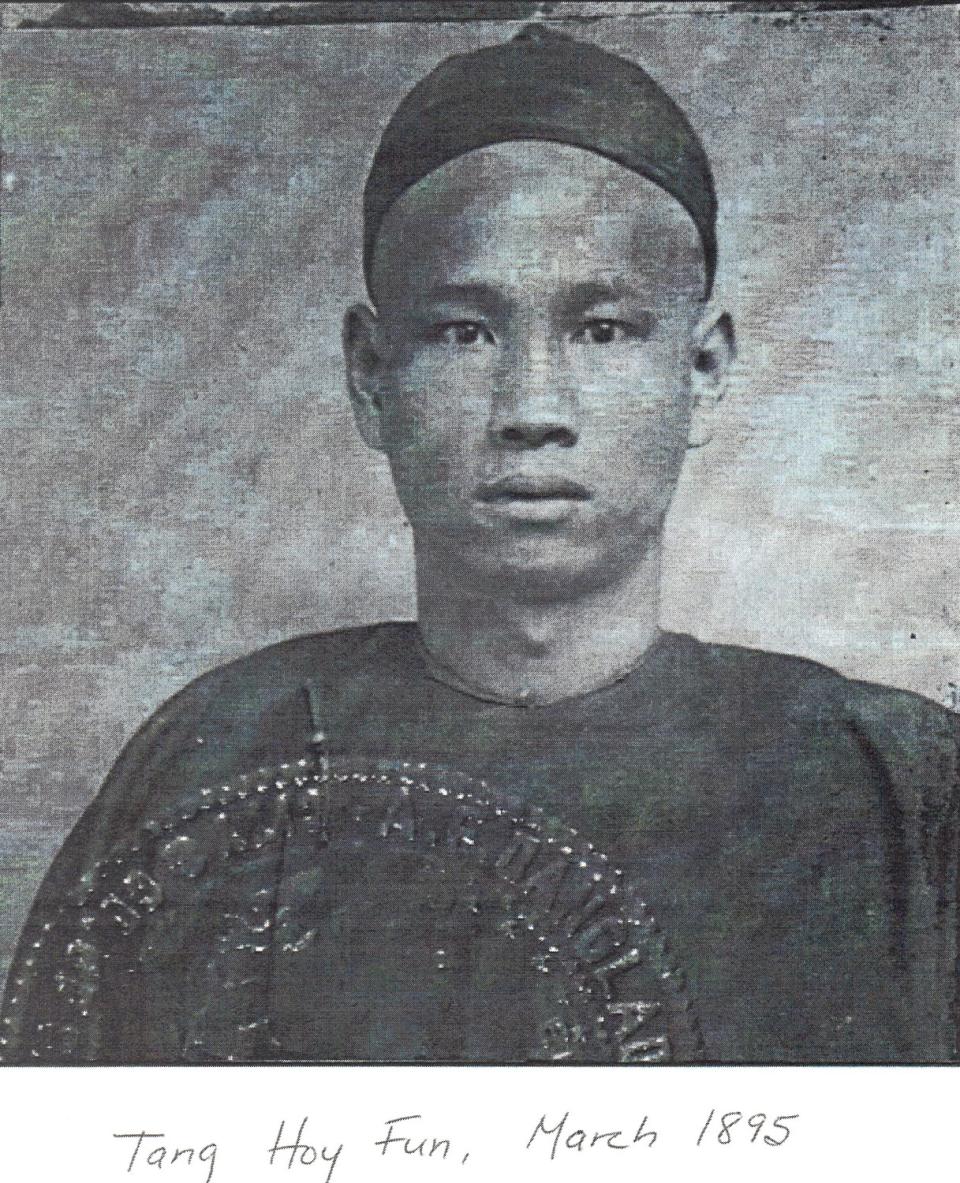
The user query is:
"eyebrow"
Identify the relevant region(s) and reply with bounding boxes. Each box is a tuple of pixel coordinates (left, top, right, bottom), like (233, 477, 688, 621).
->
(561, 280, 639, 310)
(416, 282, 505, 311)
(408, 278, 656, 324)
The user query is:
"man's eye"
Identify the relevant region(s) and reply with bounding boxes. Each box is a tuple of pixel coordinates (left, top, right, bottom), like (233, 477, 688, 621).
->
(574, 319, 633, 345)
(433, 321, 492, 346)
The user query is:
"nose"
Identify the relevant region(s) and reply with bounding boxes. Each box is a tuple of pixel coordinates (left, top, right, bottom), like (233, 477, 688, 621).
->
(495, 418, 577, 449)
(488, 340, 578, 450)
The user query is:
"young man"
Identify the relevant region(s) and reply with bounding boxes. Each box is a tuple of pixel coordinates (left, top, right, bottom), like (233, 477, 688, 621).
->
(3, 25, 957, 1065)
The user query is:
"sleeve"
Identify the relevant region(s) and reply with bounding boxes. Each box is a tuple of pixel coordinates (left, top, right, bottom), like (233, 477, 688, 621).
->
(841, 682, 960, 1060)
(0, 629, 367, 1063)
(0, 673, 217, 1063)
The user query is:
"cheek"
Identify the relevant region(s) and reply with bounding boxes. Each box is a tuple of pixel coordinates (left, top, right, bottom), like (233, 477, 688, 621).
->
(377, 357, 491, 497)
(626, 404, 692, 486)
(576, 345, 693, 461)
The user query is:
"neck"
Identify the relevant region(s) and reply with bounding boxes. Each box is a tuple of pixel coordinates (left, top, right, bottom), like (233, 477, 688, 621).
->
(415, 547, 663, 706)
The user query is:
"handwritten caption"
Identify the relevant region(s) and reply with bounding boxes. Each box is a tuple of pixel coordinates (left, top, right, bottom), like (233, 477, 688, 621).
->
(112, 1108, 800, 1181)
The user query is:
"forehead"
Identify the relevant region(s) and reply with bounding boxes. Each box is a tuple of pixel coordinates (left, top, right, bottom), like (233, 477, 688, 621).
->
(371, 142, 705, 303)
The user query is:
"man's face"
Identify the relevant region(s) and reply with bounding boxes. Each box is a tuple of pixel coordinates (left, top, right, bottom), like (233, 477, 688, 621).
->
(353, 141, 709, 598)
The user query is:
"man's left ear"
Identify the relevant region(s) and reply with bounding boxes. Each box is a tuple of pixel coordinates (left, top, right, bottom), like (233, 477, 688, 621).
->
(687, 311, 736, 448)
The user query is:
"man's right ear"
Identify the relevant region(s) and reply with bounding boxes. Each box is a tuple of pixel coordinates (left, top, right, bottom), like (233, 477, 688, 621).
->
(343, 303, 387, 451)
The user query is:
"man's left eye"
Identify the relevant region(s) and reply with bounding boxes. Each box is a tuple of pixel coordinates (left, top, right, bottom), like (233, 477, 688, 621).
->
(574, 319, 633, 345)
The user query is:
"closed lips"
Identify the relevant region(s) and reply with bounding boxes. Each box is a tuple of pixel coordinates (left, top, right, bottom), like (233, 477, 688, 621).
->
(477, 476, 591, 501)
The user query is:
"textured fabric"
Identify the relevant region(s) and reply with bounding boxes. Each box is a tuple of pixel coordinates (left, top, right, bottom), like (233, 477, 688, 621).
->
(363, 24, 718, 295)
(2, 625, 958, 1064)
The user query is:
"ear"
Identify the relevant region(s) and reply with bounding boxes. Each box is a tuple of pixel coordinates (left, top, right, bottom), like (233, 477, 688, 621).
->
(343, 302, 388, 451)
(687, 310, 736, 449)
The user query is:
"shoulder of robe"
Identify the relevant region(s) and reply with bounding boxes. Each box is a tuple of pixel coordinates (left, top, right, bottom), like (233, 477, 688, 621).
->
(672, 634, 959, 822)
(11, 624, 415, 932)
(834, 673, 960, 823)
(147, 619, 415, 734)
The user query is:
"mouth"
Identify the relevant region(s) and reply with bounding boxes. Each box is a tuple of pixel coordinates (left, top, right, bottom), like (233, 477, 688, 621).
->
(477, 475, 592, 504)
(475, 475, 591, 525)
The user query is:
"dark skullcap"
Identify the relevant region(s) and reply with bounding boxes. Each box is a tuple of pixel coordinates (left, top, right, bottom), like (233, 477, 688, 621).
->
(363, 23, 718, 297)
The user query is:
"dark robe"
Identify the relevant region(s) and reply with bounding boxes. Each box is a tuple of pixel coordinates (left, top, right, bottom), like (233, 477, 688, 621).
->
(2, 625, 958, 1064)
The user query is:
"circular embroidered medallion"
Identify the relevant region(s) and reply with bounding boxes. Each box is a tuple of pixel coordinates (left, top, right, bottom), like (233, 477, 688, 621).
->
(2, 756, 702, 1064)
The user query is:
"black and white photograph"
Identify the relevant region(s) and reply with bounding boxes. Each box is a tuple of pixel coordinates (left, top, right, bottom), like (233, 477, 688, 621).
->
(0, 0, 957, 1075)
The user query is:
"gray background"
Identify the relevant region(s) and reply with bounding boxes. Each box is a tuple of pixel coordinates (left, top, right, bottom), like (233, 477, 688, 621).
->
(0, 3, 957, 991)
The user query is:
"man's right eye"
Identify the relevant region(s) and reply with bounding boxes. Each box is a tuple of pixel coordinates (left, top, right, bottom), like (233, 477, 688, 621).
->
(431, 321, 492, 346)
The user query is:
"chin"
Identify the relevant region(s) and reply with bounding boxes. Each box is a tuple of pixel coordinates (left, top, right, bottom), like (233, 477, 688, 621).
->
(418, 511, 664, 599)
(465, 540, 639, 602)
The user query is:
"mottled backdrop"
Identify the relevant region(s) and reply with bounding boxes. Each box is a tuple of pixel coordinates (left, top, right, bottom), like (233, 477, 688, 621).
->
(1, 3, 957, 990)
